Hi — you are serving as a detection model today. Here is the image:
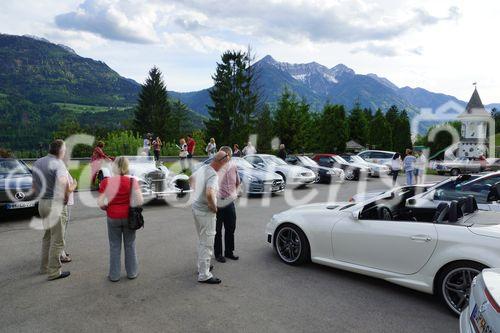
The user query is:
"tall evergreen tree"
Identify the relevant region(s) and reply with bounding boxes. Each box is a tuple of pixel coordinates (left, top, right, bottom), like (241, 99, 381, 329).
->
(319, 104, 348, 152)
(348, 105, 369, 145)
(385, 105, 400, 150)
(369, 109, 392, 150)
(392, 110, 413, 154)
(205, 50, 258, 146)
(273, 88, 304, 152)
(133, 67, 171, 140)
(255, 104, 275, 153)
(169, 99, 191, 141)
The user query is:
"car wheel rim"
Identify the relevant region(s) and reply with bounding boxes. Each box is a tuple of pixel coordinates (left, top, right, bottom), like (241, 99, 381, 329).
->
(345, 170, 354, 180)
(442, 267, 480, 314)
(276, 227, 301, 263)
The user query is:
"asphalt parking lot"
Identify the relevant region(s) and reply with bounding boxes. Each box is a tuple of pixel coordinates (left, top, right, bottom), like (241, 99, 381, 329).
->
(0, 175, 458, 333)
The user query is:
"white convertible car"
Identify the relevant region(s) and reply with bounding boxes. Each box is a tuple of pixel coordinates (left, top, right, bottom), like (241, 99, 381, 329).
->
(99, 156, 191, 199)
(266, 193, 500, 315)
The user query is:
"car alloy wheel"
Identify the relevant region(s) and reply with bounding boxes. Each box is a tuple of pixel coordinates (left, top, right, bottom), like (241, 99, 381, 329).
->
(344, 169, 355, 180)
(450, 168, 460, 176)
(276, 227, 301, 263)
(441, 266, 481, 315)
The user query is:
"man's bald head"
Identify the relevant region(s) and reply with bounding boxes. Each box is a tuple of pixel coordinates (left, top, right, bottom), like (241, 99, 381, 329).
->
(211, 151, 229, 171)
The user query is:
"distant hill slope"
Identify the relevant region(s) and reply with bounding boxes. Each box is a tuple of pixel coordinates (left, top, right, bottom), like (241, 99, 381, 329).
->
(0, 34, 140, 105)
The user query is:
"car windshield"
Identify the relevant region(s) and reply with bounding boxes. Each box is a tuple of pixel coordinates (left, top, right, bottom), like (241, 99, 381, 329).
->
(233, 157, 254, 169)
(126, 156, 155, 163)
(0, 159, 31, 177)
(333, 155, 348, 164)
(297, 156, 318, 167)
(350, 155, 365, 163)
(263, 155, 287, 166)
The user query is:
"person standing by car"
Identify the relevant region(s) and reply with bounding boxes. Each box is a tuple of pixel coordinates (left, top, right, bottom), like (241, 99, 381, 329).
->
(143, 134, 152, 156)
(179, 138, 188, 172)
(277, 144, 287, 160)
(233, 144, 241, 157)
(32, 139, 72, 281)
(98, 156, 144, 282)
(90, 141, 112, 187)
(214, 146, 240, 263)
(415, 152, 427, 184)
(390, 153, 401, 186)
(187, 134, 196, 169)
(152, 136, 162, 162)
(60, 169, 77, 264)
(242, 142, 256, 156)
(190, 151, 229, 284)
(205, 138, 217, 158)
(403, 149, 417, 185)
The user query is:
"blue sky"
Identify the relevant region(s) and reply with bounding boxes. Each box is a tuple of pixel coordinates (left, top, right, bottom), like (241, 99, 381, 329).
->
(1, 0, 498, 103)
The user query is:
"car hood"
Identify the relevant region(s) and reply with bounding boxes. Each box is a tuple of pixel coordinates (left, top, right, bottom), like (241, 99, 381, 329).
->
(467, 212, 500, 239)
(346, 162, 368, 170)
(0, 174, 33, 190)
(285, 202, 353, 213)
(128, 163, 163, 178)
(239, 167, 281, 181)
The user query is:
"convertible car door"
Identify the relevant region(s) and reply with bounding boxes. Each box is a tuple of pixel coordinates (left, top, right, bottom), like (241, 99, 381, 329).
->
(331, 219, 438, 275)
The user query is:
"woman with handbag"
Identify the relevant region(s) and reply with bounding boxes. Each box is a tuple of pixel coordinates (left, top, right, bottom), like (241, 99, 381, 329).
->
(98, 156, 144, 282)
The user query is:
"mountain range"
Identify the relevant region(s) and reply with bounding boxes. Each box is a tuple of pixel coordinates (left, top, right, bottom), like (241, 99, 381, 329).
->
(0, 33, 497, 125)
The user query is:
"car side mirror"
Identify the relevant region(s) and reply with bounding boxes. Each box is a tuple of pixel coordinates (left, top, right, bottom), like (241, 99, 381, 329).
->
(351, 210, 360, 220)
(407, 198, 416, 205)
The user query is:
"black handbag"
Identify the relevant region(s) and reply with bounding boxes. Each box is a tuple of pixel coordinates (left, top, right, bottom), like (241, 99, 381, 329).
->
(128, 177, 144, 230)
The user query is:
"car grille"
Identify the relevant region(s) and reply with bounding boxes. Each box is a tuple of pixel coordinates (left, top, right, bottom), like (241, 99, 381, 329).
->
(0, 188, 34, 203)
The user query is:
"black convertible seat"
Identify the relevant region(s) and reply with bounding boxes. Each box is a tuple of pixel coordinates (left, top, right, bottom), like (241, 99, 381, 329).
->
(463, 195, 478, 214)
(433, 202, 449, 223)
(487, 182, 500, 202)
(448, 200, 462, 223)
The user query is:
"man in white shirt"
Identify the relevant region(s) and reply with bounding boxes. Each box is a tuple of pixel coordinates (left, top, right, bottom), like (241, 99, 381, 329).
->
(190, 151, 229, 284)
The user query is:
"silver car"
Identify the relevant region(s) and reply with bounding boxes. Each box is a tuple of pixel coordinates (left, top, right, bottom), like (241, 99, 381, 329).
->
(99, 156, 191, 199)
(244, 154, 316, 186)
(460, 268, 500, 333)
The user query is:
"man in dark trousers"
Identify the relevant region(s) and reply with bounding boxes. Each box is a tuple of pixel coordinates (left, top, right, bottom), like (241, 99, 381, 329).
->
(214, 146, 240, 263)
(277, 144, 287, 160)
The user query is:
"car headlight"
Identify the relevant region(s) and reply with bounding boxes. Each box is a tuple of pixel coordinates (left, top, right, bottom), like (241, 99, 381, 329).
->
(245, 175, 260, 183)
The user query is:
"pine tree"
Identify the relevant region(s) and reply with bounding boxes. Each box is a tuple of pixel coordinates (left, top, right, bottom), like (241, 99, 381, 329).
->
(205, 50, 258, 146)
(133, 67, 171, 140)
(348, 104, 369, 145)
(273, 88, 309, 152)
(393, 110, 413, 154)
(255, 104, 275, 153)
(369, 109, 392, 150)
(169, 99, 191, 142)
(385, 105, 399, 150)
(319, 104, 348, 152)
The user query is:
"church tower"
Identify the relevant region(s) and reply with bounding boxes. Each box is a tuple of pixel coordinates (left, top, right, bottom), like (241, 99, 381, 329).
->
(457, 87, 494, 158)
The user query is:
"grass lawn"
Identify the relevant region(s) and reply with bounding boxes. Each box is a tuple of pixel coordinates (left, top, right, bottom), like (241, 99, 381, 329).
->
(68, 162, 92, 191)
(53, 103, 129, 113)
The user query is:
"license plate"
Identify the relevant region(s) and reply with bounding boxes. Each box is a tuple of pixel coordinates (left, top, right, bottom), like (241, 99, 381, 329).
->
(471, 305, 493, 333)
(6, 201, 36, 209)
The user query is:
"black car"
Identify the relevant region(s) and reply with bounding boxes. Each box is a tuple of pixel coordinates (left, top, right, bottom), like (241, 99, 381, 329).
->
(0, 158, 38, 216)
(285, 155, 343, 183)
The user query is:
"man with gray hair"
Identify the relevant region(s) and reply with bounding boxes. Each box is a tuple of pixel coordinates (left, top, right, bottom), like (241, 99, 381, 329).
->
(190, 150, 229, 284)
(32, 139, 74, 281)
(214, 146, 240, 263)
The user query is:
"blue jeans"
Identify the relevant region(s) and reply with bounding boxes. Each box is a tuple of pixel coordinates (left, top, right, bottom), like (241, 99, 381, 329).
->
(405, 170, 414, 185)
(107, 217, 138, 281)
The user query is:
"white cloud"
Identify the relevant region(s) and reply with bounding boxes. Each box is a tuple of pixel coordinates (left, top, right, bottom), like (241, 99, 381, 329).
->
(351, 42, 399, 57)
(55, 0, 159, 44)
(163, 32, 245, 54)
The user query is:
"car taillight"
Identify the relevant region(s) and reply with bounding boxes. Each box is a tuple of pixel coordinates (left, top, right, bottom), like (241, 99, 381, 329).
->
(485, 288, 500, 312)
